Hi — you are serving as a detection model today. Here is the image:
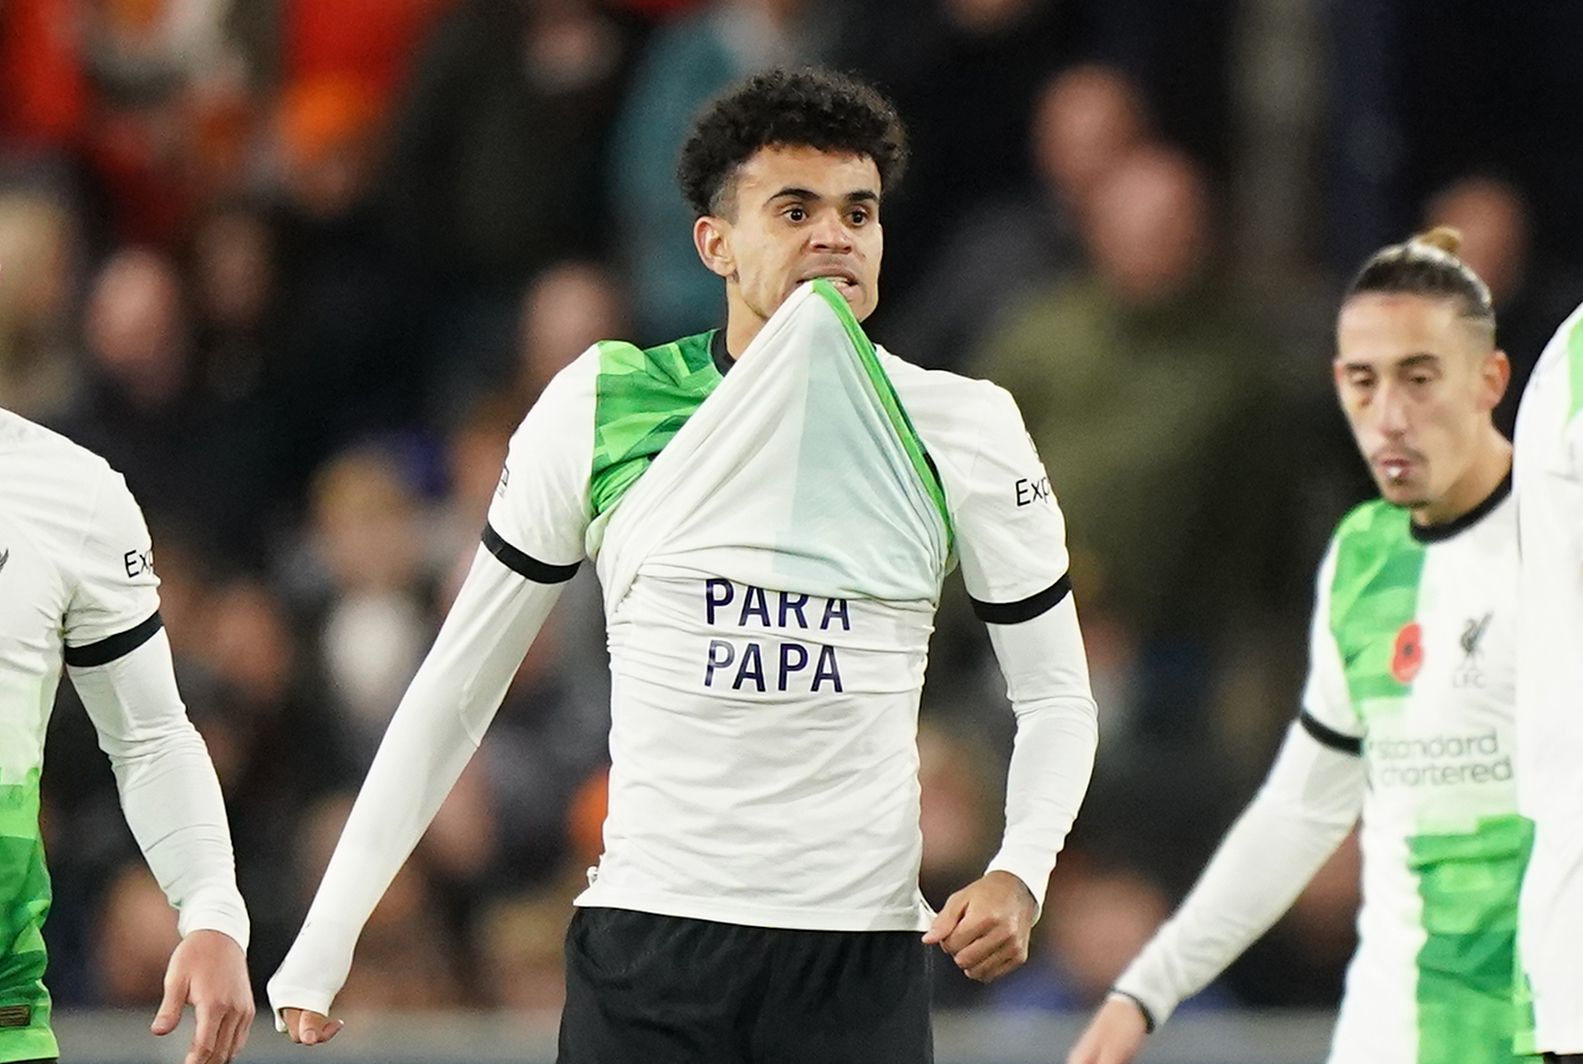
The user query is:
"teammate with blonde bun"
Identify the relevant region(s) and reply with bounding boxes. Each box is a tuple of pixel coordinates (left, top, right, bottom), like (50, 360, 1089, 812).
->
(1069, 227, 1534, 1064)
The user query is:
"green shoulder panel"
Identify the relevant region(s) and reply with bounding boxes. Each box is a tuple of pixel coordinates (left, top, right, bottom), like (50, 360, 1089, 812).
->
(1328, 499, 1426, 709)
(589, 333, 722, 518)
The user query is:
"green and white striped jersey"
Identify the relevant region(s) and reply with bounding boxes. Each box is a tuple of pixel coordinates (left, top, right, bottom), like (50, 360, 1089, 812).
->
(1304, 487, 1532, 1064)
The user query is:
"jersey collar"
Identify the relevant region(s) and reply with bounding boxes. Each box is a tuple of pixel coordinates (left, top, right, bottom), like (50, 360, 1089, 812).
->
(710, 327, 733, 376)
(1408, 471, 1512, 544)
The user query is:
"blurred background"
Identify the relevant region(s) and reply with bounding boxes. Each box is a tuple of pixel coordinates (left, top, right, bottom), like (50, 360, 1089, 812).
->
(5, 0, 1579, 1055)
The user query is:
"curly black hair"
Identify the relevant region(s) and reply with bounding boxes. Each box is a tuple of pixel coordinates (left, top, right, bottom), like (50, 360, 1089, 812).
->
(677, 67, 909, 219)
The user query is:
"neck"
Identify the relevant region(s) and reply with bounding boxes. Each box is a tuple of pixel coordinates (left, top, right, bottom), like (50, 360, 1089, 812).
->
(722, 288, 766, 361)
(1411, 424, 1513, 526)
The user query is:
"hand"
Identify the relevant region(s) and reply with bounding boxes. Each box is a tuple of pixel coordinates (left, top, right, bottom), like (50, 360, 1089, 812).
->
(281, 1007, 344, 1046)
(1066, 996, 1150, 1064)
(921, 870, 1036, 982)
(151, 929, 255, 1064)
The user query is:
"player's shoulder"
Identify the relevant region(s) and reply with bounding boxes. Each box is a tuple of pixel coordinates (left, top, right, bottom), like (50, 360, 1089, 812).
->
(1327, 498, 1412, 564)
(878, 348, 1018, 431)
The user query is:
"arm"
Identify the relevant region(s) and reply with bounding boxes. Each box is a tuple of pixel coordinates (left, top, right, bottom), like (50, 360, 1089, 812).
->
(70, 635, 255, 1064)
(923, 595, 1098, 981)
(1067, 720, 1364, 1055)
(64, 472, 251, 1064)
(70, 628, 249, 947)
(1074, 535, 1364, 1058)
(266, 547, 567, 1027)
(269, 351, 598, 1039)
(921, 384, 1098, 980)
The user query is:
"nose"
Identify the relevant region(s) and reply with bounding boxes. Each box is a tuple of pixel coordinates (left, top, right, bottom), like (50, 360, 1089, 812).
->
(1376, 380, 1410, 436)
(807, 210, 853, 253)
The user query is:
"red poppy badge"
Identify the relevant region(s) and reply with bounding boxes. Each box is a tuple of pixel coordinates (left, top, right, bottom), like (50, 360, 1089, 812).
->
(1391, 621, 1423, 684)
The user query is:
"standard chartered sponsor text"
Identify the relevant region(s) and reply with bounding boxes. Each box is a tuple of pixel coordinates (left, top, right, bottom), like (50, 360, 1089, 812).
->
(1365, 730, 1511, 787)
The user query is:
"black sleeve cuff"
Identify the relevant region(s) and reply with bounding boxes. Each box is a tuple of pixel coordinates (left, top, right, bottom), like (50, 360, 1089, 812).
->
(1298, 709, 1363, 756)
(482, 523, 580, 584)
(64, 611, 164, 668)
(970, 573, 1072, 624)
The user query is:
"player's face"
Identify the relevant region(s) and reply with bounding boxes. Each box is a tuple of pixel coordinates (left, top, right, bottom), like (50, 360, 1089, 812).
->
(694, 145, 883, 333)
(1334, 293, 1508, 523)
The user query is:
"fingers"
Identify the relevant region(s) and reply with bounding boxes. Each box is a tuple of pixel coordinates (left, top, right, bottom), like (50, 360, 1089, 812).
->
(921, 891, 967, 945)
(286, 1008, 343, 1046)
(209, 1005, 252, 1064)
(926, 884, 1032, 983)
(151, 968, 188, 1037)
(184, 999, 226, 1064)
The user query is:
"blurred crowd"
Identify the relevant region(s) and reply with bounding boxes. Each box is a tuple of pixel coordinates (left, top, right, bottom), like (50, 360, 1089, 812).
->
(7, 0, 1583, 1022)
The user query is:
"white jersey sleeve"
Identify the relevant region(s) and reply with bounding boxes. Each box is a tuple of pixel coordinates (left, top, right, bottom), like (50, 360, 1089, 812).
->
(950, 385, 1071, 614)
(1112, 720, 1366, 1027)
(69, 631, 250, 947)
(62, 466, 160, 653)
(62, 467, 248, 946)
(946, 383, 1097, 913)
(267, 355, 597, 1025)
(486, 350, 597, 570)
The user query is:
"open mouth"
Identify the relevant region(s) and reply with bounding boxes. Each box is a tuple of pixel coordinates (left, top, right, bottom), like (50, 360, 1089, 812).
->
(801, 270, 858, 289)
(1375, 456, 1419, 483)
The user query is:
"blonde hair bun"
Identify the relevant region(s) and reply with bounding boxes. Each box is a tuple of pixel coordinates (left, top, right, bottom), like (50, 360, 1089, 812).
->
(1411, 226, 1463, 257)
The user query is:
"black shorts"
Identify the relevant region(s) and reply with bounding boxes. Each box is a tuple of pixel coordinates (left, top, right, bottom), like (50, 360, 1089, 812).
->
(558, 907, 933, 1064)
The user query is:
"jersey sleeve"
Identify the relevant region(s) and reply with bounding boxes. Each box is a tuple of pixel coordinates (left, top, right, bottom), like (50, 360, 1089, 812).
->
(484, 349, 598, 577)
(1298, 538, 1364, 750)
(63, 465, 162, 660)
(950, 384, 1072, 623)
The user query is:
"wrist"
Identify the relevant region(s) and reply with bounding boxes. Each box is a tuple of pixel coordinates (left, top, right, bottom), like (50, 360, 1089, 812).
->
(1107, 988, 1157, 1034)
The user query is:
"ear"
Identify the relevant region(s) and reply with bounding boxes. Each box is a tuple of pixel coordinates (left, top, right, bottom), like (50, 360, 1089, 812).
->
(1479, 348, 1512, 411)
(693, 215, 735, 279)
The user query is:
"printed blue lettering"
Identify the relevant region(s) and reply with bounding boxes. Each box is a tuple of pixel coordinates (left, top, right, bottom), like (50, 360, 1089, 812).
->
(811, 645, 843, 692)
(705, 579, 735, 625)
(704, 640, 735, 686)
(820, 598, 850, 631)
(739, 586, 771, 627)
(779, 592, 810, 629)
(778, 643, 809, 691)
(733, 642, 766, 691)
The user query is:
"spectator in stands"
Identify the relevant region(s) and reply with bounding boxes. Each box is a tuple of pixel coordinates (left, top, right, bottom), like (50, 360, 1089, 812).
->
(974, 144, 1281, 751)
(608, 0, 832, 343)
(378, 0, 634, 413)
(887, 63, 1151, 371)
(304, 446, 440, 759)
(1421, 175, 1576, 435)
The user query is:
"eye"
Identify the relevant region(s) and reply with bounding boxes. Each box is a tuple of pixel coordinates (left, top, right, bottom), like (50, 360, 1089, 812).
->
(848, 207, 870, 225)
(785, 206, 807, 223)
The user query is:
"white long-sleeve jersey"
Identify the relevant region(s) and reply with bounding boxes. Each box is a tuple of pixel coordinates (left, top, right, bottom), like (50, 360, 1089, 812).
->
(269, 281, 1098, 1022)
(0, 409, 248, 1063)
